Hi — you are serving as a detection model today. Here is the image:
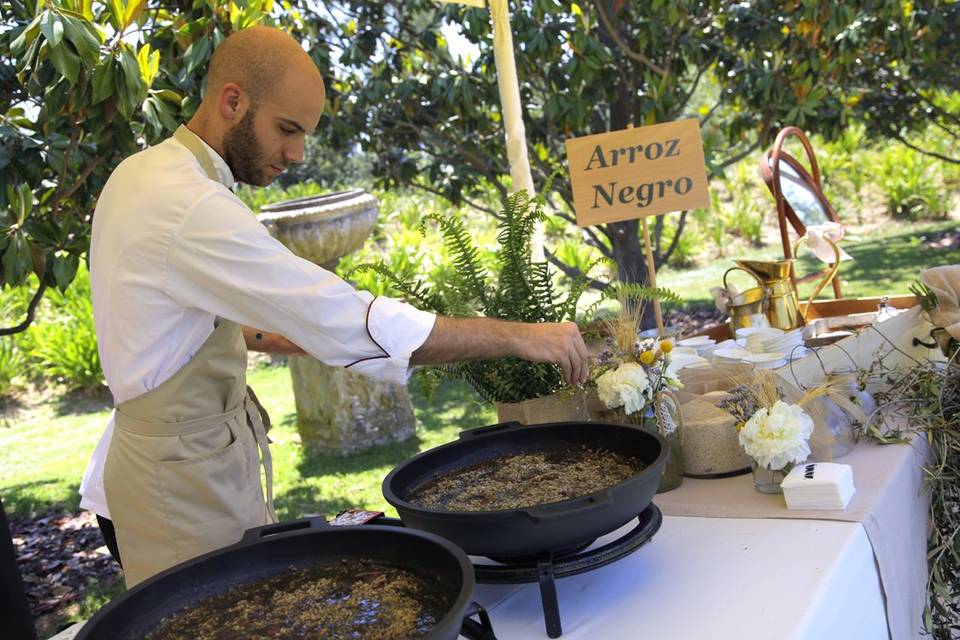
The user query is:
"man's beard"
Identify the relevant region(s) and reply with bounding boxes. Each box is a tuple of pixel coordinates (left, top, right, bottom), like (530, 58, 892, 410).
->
(222, 108, 271, 186)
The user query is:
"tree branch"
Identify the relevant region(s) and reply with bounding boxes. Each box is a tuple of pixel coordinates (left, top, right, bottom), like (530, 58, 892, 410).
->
(590, 0, 667, 77)
(894, 133, 960, 165)
(409, 180, 498, 215)
(716, 139, 762, 170)
(657, 210, 688, 267)
(550, 211, 614, 260)
(46, 156, 105, 213)
(700, 100, 722, 126)
(544, 249, 609, 291)
(677, 63, 709, 115)
(0, 281, 48, 336)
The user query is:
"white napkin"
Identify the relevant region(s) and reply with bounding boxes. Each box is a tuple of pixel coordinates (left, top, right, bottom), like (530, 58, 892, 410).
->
(781, 462, 856, 510)
(805, 222, 853, 264)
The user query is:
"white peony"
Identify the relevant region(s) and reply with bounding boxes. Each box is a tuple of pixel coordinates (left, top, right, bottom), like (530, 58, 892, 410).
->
(596, 362, 651, 416)
(738, 400, 814, 470)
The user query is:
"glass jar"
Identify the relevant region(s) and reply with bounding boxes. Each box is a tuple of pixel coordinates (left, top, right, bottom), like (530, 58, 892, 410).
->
(614, 406, 684, 493)
(751, 461, 792, 494)
(653, 426, 684, 493)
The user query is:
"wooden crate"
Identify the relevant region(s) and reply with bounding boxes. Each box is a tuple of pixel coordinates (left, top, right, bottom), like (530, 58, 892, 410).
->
(695, 295, 919, 343)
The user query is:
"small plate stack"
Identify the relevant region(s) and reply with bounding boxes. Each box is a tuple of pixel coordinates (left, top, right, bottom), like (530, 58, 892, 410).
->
(676, 335, 717, 358)
(762, 329, 806, 359)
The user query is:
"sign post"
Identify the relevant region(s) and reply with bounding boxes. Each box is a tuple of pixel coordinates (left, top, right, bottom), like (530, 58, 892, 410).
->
(564, 119, 710, 335)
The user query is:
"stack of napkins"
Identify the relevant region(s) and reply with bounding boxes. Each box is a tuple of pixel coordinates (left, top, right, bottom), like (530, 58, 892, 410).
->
(781, 462, 856, 510)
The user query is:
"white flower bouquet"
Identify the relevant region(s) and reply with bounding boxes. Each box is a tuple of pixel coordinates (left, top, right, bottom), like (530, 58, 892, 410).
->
(593, 336, 682, 431)
(738, 400, 814, 471)
(716, 370, 827, 493)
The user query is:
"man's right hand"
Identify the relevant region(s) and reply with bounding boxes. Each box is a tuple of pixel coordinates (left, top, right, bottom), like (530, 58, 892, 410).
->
(410, 316, 590, 386)
(509, 321, 590, 385)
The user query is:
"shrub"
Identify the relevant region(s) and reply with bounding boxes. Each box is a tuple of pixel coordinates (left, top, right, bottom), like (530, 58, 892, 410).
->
(25, 267, 103, 392)
(879, 148, 951, 221)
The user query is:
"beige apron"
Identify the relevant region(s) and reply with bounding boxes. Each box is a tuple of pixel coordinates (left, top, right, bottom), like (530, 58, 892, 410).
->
(103, 127, 277, 587)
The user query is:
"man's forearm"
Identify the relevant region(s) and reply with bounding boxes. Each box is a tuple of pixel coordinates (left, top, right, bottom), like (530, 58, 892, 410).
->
(410, 316, 590, 385)
(410, 316, 524, 364)
(241, 326, 306, 355)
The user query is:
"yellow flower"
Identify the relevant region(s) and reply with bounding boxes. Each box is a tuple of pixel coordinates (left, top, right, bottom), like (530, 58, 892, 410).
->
(660, 340, 673, 354)
(737, 421, 746, 431)
(639, 351, 655, 365)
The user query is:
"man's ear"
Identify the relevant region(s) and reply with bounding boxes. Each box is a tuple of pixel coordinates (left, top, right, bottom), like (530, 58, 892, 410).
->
(218, 82, 247, 121)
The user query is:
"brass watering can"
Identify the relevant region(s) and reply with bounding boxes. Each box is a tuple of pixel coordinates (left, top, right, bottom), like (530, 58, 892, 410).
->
(724, 236, 841, 331)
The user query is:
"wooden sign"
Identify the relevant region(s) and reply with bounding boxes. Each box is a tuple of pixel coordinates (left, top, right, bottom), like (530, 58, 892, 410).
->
(565, 119, 710, 226)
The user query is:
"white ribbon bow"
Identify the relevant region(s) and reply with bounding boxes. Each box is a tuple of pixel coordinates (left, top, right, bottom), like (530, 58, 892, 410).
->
(805, 222, 853, 264)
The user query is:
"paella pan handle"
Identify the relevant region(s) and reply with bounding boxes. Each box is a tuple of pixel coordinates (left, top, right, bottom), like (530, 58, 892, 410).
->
(523, 493, 612, 523)
(459, 601, 498, 640)
(239, 517, 331, 544)
(458, 421, 523, 439)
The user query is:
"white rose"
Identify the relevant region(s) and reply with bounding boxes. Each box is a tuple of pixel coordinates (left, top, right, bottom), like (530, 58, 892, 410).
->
(738, 400, 814, 470)
(596, 362, 651, 416)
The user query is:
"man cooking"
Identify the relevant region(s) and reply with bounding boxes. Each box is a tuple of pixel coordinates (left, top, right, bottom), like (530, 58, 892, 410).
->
(80, 25, 589, 587)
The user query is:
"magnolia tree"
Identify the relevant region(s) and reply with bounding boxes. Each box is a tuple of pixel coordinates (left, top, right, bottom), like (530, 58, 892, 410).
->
(0, 0, 288, 335)
(1, 0, 956, 334)
(303, 0, 959, 302)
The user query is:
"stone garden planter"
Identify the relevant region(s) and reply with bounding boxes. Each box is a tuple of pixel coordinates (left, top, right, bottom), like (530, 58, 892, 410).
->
(258, 190, 416, 454)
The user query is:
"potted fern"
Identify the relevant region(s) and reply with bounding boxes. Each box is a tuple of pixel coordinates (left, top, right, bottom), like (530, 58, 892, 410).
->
(354, 185, 677, 423)
(351, 187, 589, 422)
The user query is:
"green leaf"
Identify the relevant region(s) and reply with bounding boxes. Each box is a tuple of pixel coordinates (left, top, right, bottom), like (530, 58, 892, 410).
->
(52, 254, 79, 291)
(48, 40, 81, 85)
(91, 56, 115, 104)
(2, 233, 32, 286)
(118, 48, 145, 101)
(113, 63, 134, 121)
(136, 43, 160, 87)
(40, 11, 64, 48)
(152, 97, 177, 131)
(10, 14, 43, 58)
(107, 0, 125, 31)
(183, 35, 211, 76)
(17, 183, 33, 224)
(152, 89, 181, 104)
(141, 96, 160, 133)
(62, 16, 102, 64)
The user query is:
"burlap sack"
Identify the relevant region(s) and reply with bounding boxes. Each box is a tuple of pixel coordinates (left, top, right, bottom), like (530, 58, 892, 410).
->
(495, 388, 591, 425)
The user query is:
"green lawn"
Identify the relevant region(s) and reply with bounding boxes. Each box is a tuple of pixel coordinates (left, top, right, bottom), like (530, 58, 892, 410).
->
(658, 220, 960, 304)
(0, 370, 494, 520)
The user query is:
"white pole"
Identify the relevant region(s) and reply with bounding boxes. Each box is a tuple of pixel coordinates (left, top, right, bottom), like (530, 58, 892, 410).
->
(488, 0, 544, 260)
(438, 0, 544, 259)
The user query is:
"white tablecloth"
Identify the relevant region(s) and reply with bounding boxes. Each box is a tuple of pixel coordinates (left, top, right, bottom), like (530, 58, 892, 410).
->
(52, 515, 890, 640)
(463, 515, 889, 640)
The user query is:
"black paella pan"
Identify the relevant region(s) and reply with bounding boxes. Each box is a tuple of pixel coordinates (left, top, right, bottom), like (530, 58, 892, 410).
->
(383, 420, 667, 559)
(76, 518, 496, 640)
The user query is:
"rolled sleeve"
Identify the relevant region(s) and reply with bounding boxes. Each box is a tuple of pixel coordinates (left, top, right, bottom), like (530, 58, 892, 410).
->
(346, 296, 437, 384)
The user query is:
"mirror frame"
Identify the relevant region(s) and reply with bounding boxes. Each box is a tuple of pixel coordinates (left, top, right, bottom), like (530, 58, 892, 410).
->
(759, 127, 842, 298)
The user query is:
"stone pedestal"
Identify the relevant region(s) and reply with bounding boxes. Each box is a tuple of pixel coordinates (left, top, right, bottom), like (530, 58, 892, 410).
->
(289, 356, 415, 454)
(258, 190, 417, 454)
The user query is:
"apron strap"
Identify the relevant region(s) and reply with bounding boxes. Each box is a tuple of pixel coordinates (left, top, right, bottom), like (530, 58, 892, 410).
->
(244, 391, 276, 522)
(173, 125, 220, 182)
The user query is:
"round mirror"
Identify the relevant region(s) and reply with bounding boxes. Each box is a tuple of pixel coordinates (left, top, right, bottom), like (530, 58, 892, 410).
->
(766, 155, 828, 227)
